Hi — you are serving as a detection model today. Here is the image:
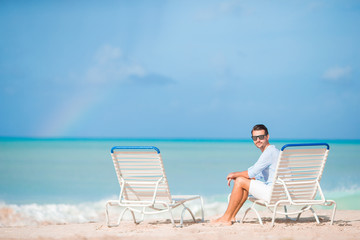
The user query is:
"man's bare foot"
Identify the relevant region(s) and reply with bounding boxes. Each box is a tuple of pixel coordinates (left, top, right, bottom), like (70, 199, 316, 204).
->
(210, 217, 233, 226)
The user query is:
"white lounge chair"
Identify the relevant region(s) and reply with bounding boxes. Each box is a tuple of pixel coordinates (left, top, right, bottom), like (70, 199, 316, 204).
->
(105, 146, 204, 227)
(241, 143, 336, 227)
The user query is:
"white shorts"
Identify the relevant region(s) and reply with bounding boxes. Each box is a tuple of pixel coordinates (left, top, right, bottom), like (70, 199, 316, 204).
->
(249, 180, 271, 202)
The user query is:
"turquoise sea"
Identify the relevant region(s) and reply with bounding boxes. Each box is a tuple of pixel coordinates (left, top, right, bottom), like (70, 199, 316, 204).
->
(0, 138, 359, 226)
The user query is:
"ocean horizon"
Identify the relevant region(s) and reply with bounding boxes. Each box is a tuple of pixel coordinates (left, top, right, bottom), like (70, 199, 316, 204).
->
(2, 136, 360, 141)
(1, 137, 359, 226)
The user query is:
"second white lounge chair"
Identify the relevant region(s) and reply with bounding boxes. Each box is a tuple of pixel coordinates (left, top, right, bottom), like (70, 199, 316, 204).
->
(105, 146, 204, 227)
(241, 143, 336, 227)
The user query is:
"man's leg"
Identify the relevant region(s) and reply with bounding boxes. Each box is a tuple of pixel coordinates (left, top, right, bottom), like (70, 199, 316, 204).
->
(230, 187, 249, 221)
(213, 177, 250, 224)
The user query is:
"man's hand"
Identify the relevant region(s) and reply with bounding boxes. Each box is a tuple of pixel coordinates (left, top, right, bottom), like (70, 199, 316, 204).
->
(226, 172, 237, 186)
(227, 178, 232, 186)
(226, 171, 250, 186)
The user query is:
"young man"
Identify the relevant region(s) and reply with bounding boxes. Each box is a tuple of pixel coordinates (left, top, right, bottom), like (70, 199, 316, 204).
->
(213, 124, 280, 225)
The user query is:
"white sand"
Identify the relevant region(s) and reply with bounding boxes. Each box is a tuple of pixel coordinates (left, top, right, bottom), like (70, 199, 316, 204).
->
(1, 210, 359, 240)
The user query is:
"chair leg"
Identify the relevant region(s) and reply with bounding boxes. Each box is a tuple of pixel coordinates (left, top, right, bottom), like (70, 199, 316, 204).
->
(284, 206, 289, 219)
(105, 202, 112, 227)
(328, 200, 337, 225)
(284, 206, 294, 221)
(199, 196, 205, 223)
(296, 205, 311, 221)
(140, 212, 145, 223)
(179, 196, 205, 226)
(253, 206, 263, 225)
(241, 203, 263, 225)
(133, 207, 145, 224)
(283, 205, 299, 221)
(240, 207, 251, 224)
(119, 207, 128, 222)
(168, 209, 176, 227)
(310, 207, 320, 224)
(106, 202, 122, 228)
(130, 210, 138, 224)
(296, 212, 302, 221)
(271, 203, 280, 227)
(331, 203, 336, 225)
(180, 204, 196, 226)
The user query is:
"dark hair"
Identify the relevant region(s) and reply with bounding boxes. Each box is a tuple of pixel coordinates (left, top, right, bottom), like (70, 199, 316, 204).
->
(251, 124, 269, 135)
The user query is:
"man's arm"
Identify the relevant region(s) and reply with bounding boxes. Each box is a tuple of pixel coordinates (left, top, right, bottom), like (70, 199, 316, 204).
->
(247, 146, 277, 179)
(226, 171, 250, 186)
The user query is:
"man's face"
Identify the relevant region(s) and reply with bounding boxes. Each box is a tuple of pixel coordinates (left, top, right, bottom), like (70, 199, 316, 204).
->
(252, 130, 269, 150)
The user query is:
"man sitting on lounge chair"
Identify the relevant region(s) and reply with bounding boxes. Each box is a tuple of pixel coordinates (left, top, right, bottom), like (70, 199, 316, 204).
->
(213, 124, 280, 225)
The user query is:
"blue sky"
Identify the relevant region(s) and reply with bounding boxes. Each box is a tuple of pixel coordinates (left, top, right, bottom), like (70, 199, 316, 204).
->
(0, 0, 359, 139)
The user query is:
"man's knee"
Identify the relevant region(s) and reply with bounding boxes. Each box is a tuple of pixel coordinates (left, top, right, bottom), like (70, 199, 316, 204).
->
(234, 177, 248, 187)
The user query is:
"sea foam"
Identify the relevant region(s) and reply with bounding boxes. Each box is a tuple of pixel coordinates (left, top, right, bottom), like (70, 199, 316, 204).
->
(0, 196, 229, 227)
(0, 201, 105, 227)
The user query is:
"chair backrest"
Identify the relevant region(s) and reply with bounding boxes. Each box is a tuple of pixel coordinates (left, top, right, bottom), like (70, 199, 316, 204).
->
(269, 143, 330, 205)
(111, 146, 172, 203)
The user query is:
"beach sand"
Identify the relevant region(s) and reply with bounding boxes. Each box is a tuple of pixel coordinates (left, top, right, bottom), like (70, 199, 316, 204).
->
(1, 210, 359, 240)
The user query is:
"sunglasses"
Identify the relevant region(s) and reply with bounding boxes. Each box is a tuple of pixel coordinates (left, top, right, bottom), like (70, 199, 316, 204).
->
(251, 135, 267, 141)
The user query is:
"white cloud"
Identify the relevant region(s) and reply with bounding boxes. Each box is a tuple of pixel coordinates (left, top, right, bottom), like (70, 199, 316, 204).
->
(94, 44, 122, 65)
(84, 44, 145, 84)
(83, 44, 174, 86)
(322, 66, 352, 81)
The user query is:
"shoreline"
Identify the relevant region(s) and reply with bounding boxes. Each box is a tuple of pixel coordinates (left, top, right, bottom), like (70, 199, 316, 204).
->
(1, 210, 359, 240)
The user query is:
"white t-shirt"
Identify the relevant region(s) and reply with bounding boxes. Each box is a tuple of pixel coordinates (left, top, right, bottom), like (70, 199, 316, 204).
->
(248, 145, 280, 185)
